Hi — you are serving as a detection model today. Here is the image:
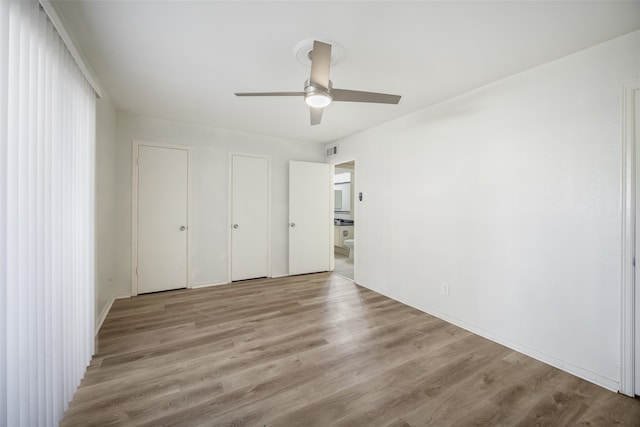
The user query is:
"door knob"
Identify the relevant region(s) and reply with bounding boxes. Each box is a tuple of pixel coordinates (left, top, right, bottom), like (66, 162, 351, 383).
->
(233, 224, 239, 229)
(180, 226, 186, 231)
(290, 222, 295, 228)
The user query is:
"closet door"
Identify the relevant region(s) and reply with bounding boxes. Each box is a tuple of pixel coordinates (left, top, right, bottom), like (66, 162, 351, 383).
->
(231, 155, 270, 281)
(136, 145, 188, 294)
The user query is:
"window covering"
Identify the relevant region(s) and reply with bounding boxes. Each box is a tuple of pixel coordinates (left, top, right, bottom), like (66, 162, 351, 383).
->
(0, 1, 96, 425)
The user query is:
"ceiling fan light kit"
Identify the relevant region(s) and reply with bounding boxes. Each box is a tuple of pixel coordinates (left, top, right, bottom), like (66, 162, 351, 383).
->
(304, 80, 333, 108)
(305, 93, 332, 108)
(235, 40, 402, 126)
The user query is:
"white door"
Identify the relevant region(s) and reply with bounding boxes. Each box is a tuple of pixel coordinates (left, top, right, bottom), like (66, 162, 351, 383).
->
(289, 161, 332, 275)
(231, 155, 269, 281)
(137, 145, 188, 294)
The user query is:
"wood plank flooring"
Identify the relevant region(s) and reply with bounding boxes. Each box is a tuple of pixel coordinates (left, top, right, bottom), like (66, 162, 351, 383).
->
(61, 273, 640, 426)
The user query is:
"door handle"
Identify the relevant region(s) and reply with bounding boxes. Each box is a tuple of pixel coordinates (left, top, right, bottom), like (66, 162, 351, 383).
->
(233, 224, 239, 229)
(290, 222, 295, 228)
(180, 225, 186, 231)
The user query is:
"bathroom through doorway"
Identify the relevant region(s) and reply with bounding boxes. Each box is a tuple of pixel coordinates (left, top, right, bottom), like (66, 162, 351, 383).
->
(333, 160, 355, 280)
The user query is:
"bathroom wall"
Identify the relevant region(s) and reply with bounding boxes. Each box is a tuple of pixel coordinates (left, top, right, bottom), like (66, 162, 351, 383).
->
(328, 30, 640, 391)
(334, 165, 355, 220)
(113, 113, 324, 297)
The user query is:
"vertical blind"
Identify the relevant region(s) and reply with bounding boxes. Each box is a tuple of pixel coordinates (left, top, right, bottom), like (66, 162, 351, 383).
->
(0, 1, 96, 426)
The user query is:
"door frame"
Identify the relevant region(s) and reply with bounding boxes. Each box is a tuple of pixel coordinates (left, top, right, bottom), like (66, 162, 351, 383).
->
(331, 159, 356, 279)
(131, 140, 192, 296)
(227, 152, 272, 283)
(621, 78, 640, 396)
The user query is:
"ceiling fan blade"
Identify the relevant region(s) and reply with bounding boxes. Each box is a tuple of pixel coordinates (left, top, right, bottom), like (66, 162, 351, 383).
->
(235, 92, 304, 97)
(310, 107, 323, 125)
(309, 41, 331, 89)
(332, 89, 401, 104)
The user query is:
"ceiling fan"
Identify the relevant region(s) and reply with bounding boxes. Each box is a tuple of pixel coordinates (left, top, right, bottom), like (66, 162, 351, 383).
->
(235, 40, 402, 126)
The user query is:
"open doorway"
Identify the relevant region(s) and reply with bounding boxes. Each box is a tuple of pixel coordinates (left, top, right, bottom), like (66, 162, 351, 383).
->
(333, 161, 355, 280)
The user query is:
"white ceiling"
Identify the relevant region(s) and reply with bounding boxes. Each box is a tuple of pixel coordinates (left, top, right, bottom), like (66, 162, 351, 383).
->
(53, 1, 640, 144)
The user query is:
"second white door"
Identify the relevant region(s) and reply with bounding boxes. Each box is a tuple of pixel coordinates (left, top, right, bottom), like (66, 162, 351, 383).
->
(289, 161, 332, 275)
(231, 155, 270, 281)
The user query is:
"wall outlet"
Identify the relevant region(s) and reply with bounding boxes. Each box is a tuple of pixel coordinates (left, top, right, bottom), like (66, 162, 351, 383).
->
(442, 282, 450, 295)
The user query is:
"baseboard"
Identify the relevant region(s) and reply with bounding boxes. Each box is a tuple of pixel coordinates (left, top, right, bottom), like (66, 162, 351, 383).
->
(95, 294, 130, 338)
(428, 306, 619, 393)
(355, 280, 620, 394)
(191, 281, 229, 289)
(94, 297, 115, 337)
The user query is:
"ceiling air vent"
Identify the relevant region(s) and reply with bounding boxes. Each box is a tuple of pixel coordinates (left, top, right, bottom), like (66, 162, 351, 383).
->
(326, 144, 338, 158)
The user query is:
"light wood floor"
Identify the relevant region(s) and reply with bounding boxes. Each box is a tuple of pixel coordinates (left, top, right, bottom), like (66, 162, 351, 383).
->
(62, 273, 640, 426)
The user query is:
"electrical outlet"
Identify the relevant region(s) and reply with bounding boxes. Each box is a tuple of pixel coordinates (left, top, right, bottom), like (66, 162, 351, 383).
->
(442, 282, 449, 295)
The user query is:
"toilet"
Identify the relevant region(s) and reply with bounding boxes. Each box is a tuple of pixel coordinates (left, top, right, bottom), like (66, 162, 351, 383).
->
(344, 239, 354, 259)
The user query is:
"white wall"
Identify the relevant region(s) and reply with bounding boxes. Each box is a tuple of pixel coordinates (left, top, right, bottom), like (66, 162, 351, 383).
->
(114, 113, 324, 296)
(95, 95, 118, 328)
(329, 30, 640, 391)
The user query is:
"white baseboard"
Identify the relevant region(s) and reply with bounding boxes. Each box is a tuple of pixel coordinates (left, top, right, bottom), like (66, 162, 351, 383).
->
(430, 307, 619, 392)
(94, 297, 114, 337)
(191, 281, 229, 289)
(356, 281, 620, 394)
(95, 294, 131, 337)
(270, 273, 289, 278)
